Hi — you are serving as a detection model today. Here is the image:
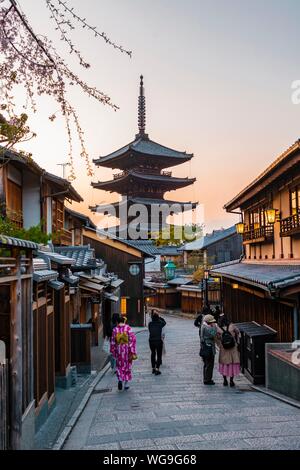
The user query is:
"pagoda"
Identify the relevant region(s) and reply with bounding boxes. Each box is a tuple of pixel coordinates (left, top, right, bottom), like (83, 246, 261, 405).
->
(91, 76, 196, 238)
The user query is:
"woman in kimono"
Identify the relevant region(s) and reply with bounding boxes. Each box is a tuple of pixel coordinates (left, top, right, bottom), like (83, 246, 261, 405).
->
(110, 315, 137, 391)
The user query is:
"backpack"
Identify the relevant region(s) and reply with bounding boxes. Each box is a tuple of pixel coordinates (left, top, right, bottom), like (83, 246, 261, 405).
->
(221, 326, 235, 350)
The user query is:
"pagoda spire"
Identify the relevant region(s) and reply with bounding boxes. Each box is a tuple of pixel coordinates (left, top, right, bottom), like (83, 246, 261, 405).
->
(136, 75, 148, 139)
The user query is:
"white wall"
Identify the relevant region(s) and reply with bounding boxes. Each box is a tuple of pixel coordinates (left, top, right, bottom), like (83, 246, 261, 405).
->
(22, 170, 41, 229)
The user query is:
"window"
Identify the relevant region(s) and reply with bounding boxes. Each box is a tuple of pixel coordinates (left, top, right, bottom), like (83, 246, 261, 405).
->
(6, 179, 23, 228)
(290, 187, 300, 215)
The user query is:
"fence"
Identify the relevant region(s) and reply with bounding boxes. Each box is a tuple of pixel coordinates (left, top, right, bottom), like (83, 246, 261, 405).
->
(266, 342, 300, 401)
(0, 341, 9, 450)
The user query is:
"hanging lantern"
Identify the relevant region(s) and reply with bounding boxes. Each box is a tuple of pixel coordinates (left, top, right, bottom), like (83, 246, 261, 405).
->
(265, 208, 277, 225)
(235, 222, 245, 234)
(164, 260, 176, 280)
(204, 269, 210, 280)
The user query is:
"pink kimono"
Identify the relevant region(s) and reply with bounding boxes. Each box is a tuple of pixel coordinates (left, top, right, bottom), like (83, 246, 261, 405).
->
(110, 324, 137, 382)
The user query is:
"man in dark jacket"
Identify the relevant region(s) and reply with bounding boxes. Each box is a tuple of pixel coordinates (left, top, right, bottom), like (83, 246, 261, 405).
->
(148, 312, 166, 375)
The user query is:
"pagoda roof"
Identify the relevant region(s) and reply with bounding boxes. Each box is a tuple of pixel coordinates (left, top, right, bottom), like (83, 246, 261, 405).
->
(91, 170, 196, 193)
(93, 136, 193, 169)
(90, 197, 198, 213)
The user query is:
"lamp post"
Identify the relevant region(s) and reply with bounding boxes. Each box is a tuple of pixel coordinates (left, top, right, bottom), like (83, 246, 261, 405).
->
(164, 260, 176, 281)
(204, 268, 209, 308)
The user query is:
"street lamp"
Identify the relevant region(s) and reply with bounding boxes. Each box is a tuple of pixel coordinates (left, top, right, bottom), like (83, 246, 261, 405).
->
(265, 208, 278, 225)
(204, 268, 210, 308)
(164, 260, 176, 281)
(235, 222, 245, 234)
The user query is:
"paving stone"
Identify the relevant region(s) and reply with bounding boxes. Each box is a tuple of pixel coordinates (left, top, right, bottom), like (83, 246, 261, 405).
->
(244, 437, 292, 449)
(87, 432, 133, 445)
(120, 439, 155, 449)
(63, 315, 300, 451)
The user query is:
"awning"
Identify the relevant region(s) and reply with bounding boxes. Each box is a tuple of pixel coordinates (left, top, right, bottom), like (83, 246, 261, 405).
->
(63, 275, 79, 286)
(104, 292, 119, 302)
(33, 270, 58, 283)
(110, 279, 124, 289)
(48, 280, 65, 291)
(211, 261, 300, 294)
(80, 280, 105, 292)
(39, 251, 74, 266)
(167, 277, 193, 286)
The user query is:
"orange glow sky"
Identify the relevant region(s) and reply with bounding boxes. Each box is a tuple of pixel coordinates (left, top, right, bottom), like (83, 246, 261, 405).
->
(13, 0, 300, 233)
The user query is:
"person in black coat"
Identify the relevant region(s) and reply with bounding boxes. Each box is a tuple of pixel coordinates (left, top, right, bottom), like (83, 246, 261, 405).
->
(148, 312, 166, 375)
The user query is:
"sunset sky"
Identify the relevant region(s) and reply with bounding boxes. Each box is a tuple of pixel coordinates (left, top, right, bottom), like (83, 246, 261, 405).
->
(15, 0, 300, 233)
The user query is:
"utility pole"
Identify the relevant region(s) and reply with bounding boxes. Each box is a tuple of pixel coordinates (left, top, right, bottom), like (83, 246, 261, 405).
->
(57, 162, 71, 179)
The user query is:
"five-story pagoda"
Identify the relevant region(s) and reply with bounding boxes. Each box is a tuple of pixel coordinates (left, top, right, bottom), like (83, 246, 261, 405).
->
(91, 76, 196, 239)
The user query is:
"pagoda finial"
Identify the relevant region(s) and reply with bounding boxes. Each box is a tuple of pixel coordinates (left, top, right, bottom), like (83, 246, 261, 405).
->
(137, 74, 148, 139)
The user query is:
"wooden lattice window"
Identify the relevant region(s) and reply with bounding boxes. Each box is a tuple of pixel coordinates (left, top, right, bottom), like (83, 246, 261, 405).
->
(6, 179, 23, 228)
(52, 199, 64, 233)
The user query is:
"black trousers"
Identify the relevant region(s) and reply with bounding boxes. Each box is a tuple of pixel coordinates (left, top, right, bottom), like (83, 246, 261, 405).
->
(202, 354, 215, 383)
(149, 340, 163, 369)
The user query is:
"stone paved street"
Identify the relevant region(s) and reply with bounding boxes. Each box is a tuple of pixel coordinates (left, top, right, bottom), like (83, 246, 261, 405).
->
(63, 315, 300, 450)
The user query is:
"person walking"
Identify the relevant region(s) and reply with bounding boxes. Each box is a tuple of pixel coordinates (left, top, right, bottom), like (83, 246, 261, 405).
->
(200, 314, 218, 385)
(217, 318, 240, 387)
(110, 315, 137, 391)
(148, 312, 166, 375)
(213, 305, 221, 323)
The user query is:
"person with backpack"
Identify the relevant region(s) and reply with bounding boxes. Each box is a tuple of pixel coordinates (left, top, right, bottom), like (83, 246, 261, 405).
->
(148, 312, 166, 375)
(110, 315, 137, 391)
(200, 314, 218, 385)
(217, 318, 240, 387)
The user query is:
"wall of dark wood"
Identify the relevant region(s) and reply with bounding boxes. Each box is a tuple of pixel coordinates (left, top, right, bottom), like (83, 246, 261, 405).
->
(83, 237, 145, 326)
(222, 281, 294, 342)
(207, 234, 242, 265)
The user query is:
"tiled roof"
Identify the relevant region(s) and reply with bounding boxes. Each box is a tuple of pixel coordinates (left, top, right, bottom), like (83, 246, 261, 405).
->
(125, 240, 160, 256)
(94, 137, 193, 164)
(38, 251, 74, 266)
(90, 198, 198, 215)
(54, 246, 97, 269)
(167, 277, 192, 286)
(33, 257, 59, 282)
(156, 245, 183, 256)
(86, 228, 156, 258)
(182, 225, 237, 252)
(0, 235, 38, 250)
(210, 261, 300, 293)
(92, 171, 195, 189)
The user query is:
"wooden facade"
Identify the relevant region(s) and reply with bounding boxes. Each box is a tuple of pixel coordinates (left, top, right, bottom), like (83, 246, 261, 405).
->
(213, 139, 300, 343)
(32, 280, 55, 424)
(0, 150, 83, 246)
(0, 238, 37, 449)
(83, 228, 146, 326)
(222, 280, 294, 343)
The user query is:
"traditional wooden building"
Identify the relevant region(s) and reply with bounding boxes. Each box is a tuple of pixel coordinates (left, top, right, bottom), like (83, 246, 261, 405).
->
(211, 139, 300, 342)
(0, 148, 83, 244)
(82, 227, 154, 326)
(90, 76, 197, 239)
(182, 225, 243, 269)
(0, 235, 37, 450)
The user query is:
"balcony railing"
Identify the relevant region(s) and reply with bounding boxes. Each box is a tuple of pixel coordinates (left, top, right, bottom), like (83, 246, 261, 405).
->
(243, 225, 274, 244)
(280, 210, 300, 237)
